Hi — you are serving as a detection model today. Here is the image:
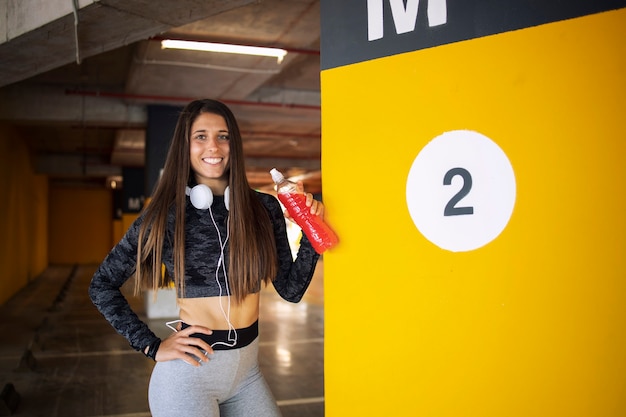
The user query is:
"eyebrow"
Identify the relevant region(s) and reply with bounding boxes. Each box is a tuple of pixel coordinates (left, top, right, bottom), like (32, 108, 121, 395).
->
(191, 128, 229, 134)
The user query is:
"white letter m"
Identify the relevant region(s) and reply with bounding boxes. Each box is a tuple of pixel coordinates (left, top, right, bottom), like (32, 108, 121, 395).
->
(367, 0, 447, 41)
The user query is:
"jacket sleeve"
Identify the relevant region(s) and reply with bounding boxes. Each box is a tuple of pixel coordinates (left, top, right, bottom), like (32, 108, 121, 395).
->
(88, 215, 160, 351)
(262, 193, 321, 303)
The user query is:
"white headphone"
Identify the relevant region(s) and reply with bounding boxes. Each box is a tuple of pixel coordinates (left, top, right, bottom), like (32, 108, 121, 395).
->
(186, 184, 230, 211)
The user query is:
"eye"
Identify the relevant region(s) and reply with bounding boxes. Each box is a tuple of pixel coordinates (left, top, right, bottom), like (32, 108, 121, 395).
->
(218, 134, 230, 141)
(193, 134, 206, 141)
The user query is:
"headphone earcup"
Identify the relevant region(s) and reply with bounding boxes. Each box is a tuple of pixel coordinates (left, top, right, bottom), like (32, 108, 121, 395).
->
(224, 186, 230, 211)
(187, 184, 213, 210)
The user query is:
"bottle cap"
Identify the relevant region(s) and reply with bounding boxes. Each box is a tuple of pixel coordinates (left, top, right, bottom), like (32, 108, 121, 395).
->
(270, 168, 284, 184)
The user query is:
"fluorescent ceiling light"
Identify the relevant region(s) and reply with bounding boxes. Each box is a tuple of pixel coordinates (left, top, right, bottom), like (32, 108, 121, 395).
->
(161, 39, 287, 63)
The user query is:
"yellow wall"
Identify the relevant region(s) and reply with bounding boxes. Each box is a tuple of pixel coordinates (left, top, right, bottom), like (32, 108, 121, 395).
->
(0, 120, 133, 303)
(0, 123, 48, 305)
(322, 9, 625, 417)
(49, 187, 113, 264)
(0, 122, 120, 304)
(112, 218, 124, 250)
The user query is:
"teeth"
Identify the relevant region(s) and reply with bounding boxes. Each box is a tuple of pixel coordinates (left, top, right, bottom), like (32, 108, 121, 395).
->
(203, 157, 222, 164)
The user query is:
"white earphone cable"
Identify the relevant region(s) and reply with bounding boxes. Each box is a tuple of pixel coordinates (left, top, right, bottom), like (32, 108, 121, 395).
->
(209, 208, 237, 347)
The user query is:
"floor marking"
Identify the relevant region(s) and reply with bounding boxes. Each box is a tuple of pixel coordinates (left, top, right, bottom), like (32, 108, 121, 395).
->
(259, 337, 324, 346)
(35, 350, 136, 359)
(277, 396, 325, 406)
(84, 413, 151, 417)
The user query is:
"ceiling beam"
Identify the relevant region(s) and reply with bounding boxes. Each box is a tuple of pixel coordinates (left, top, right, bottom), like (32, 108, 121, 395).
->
(0, 0, 256, 87)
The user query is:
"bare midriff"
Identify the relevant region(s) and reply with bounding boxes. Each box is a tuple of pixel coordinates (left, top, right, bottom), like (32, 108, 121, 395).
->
(177, 293, 260, 330)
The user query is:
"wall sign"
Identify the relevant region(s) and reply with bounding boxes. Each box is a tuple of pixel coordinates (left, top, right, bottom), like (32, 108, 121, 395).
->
(122, 166, 146, 213)
(321, 0, 626, 70)
(406, 130, 516, 252)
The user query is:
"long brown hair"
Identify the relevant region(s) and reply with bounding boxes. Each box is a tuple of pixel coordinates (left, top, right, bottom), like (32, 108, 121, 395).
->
(134, 99, 278, 303)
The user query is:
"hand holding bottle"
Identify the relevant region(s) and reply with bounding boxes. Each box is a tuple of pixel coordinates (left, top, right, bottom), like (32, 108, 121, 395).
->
(270, 168, 339, 254)
(282, 180, 324, 221)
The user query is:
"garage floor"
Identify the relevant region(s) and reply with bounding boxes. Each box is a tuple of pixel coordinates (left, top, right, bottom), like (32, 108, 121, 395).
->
(0, 262, 325, 417)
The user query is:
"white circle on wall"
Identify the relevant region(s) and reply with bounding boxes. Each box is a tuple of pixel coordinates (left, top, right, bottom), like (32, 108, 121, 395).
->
(406, 130, 516, 252)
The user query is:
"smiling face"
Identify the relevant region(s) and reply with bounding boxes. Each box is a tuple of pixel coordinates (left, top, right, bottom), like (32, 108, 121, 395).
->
(189, 112, 230, 193)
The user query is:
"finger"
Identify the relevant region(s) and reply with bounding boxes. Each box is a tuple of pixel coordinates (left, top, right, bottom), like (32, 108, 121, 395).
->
(178, 341, 213, 360)
(179, 351, 205, 367)
(177, 334, 213, 355)
(296, 180, 305, 193)
(166, 329, 214, 355)
(307, 197, 324, 216)
(316, 202, 325, 219)
(161, 338, 213, 364)
(178, 325, 213, 336)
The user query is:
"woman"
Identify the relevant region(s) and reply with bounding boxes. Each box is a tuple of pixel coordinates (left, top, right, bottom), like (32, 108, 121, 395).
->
(89, 99, 322, 416)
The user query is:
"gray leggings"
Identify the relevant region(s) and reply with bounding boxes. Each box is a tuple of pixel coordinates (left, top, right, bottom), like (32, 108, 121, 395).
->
(148, 338, 282, 417)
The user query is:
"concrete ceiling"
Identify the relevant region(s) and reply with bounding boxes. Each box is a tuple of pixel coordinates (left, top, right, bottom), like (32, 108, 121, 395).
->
(0, 0, 322, 194)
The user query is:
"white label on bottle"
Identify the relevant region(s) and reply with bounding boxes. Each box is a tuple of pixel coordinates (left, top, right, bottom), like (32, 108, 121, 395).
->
(405, 130, 516, 252)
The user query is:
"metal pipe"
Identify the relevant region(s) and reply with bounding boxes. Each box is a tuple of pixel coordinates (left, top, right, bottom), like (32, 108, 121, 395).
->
(64, 89, 321, 111)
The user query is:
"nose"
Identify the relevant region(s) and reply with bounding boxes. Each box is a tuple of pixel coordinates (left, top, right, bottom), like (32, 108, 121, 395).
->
(205, 135, 219, 151)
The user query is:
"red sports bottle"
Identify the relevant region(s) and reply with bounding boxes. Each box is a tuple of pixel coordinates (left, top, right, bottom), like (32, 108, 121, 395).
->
(270, 168, 339, 254)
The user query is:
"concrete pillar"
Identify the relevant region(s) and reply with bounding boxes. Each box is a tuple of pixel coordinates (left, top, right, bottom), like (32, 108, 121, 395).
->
(321, 1, 626, 415)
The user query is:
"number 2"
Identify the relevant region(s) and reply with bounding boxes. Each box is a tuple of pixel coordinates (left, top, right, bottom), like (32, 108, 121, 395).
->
(443, 167, 474, 216)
